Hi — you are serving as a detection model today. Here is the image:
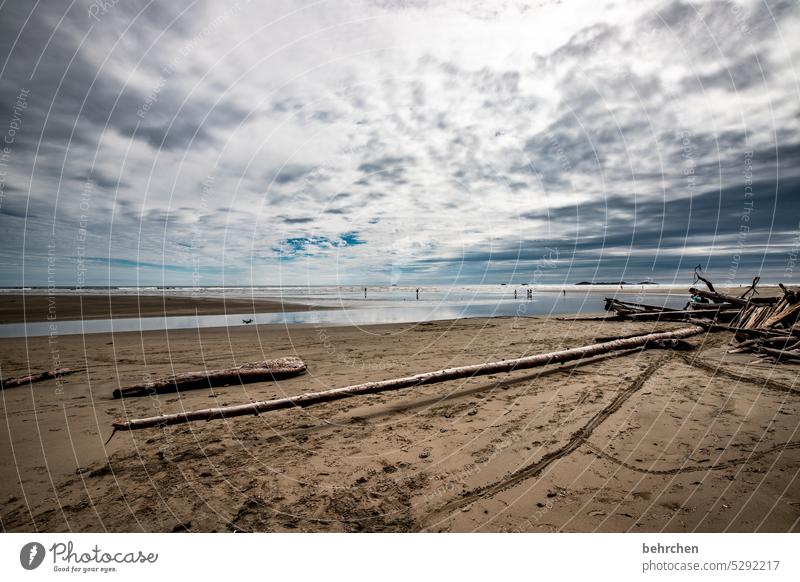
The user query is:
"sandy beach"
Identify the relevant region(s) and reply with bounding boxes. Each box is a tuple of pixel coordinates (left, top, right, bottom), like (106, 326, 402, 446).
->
(0, 294, 332, 325)
(1, 298, 798, 533)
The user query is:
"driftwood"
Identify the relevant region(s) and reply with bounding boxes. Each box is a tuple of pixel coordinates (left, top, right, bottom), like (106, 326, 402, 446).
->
(779, 283, 799, 303)
(111, 357, 307, 399)
(687, 302, 739, 311)
(755, 346, 800, 362)
(1, 368, 76, 390)
(616, 309, 740, 322)
(601, 270, 799, 363)
(724, 281, 800, 359)
(111, 326, 706, 432)
(727, 336, 800, 354)
(727, 338, 761, 353)
(594, 331, 665, 343)
(724, 326, 786, 338)
(694, 265, 717, 292)
(603, 298, 679, 313)
(740, 276, 761, 299)
(689, 288, 750, 307)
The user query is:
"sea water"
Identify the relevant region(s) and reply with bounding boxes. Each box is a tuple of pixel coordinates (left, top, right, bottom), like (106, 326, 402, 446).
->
(0, 285, 691, 338)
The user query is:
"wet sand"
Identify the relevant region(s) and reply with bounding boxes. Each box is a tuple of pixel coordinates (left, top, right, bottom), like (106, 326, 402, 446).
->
(0, 294, 332, 324)
(1, 313, 798, 533)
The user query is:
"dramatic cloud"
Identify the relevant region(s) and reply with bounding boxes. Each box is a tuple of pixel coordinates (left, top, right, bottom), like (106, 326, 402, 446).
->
(0, 0, 798, 286)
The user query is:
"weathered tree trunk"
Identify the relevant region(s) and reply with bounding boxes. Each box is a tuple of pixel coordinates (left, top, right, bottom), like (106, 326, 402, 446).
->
(693, 266, 717, 292)
(686, 302, 740, 311)
(689, 288, 751, 307)
(728, 336, 799, 354)
(603, 298, 679, 313)
(756, 346, 800, 362)
(724, 326, 785, 338)
(1, 368, 76, 389)
(111, 356, 307, 399)
(112, 326, 706, 432)
(618, 309, 740, 321)
(727, 338, 761, 353)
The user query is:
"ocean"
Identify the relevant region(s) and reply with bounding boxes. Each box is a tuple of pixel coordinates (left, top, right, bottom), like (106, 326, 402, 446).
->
(0, 284, 692, 338)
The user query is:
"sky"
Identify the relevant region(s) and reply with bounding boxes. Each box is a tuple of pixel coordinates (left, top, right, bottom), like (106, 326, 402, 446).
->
(0, 0, 798, 287)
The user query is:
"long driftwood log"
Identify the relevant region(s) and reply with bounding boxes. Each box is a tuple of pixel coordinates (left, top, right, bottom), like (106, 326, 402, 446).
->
(1, 368, 76, 390)
(617, 309, 740, 322)
(603, 298, 680, 313)
(111, 356, 307, 399)
(112, 325, 706, 432)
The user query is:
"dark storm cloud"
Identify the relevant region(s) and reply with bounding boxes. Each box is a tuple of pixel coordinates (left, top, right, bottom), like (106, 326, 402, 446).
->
(273, 165, 316, 184)
(518, 175, 800, 235)
(687, 52, 771, 93)
(280, 216, 314, 224)
(650, 0, 696, 28)
(357, 156, 413, 184)
(0, 194, 59, 221)
(74, 169, 128, 191)
(421, 174, 800, 279)
(84, 256, 230, 274)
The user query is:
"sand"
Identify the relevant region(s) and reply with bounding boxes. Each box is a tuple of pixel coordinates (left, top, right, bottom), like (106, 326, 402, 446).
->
(1, 306, 799, 533)
(0, 293, 331, 324)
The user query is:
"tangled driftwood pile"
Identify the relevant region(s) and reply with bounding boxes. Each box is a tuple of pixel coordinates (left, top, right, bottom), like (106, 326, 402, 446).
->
(604, 269, 800, 363)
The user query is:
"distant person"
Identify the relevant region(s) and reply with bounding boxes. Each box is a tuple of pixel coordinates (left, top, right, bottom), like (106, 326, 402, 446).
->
(514, 289, 517, 299)
(364, 287, 367, 299)
(562, 289, 566, 296)
(416, 288, 419, 300)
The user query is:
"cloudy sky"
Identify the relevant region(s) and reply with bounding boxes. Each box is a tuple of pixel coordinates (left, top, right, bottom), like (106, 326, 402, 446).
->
(0, 0, 798, 287)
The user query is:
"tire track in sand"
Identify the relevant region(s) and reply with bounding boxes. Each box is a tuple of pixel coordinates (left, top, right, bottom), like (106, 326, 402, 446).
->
(583, 440, 800, 475)
(427, 353, 675, 524)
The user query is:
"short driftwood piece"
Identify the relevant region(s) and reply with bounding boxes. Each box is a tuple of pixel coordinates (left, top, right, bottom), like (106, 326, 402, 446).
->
(755, 346, 800, 362)
(1, 368, 76, 390)
(112, 326, 706, 431)
(111, 356, 307, 399)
